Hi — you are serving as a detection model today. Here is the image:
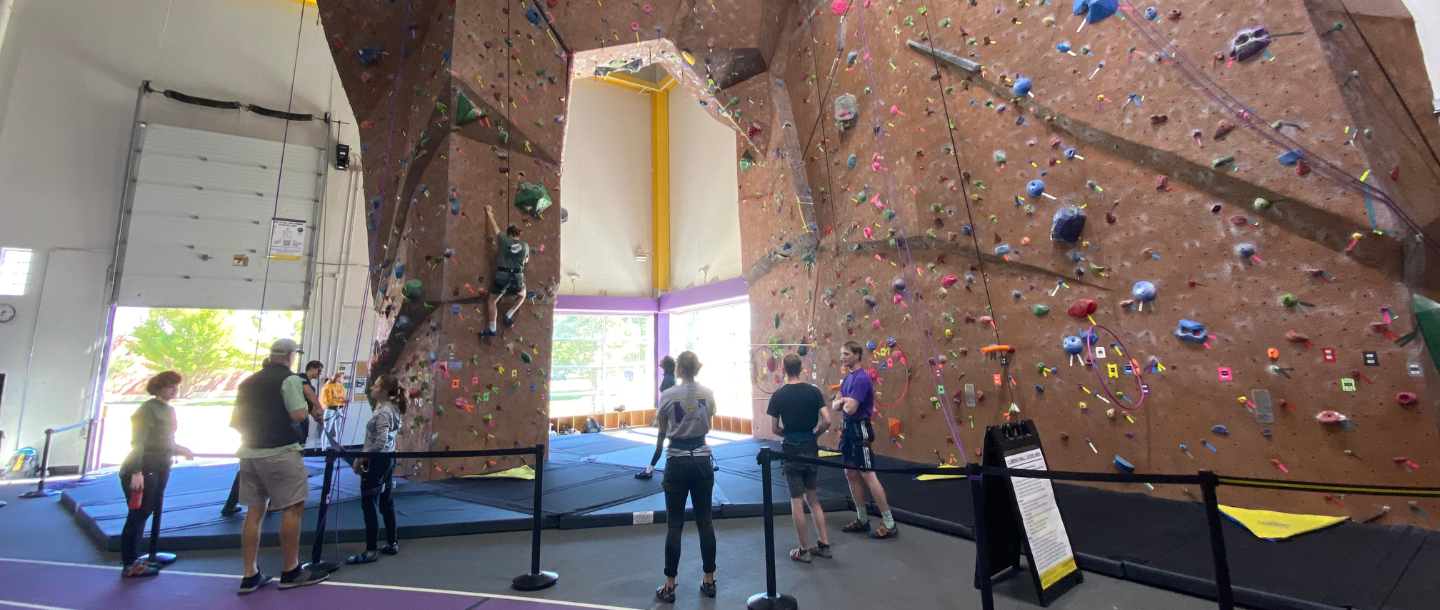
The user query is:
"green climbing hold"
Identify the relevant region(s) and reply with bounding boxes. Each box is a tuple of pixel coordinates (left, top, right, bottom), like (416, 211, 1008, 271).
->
(402, 279, 423, 300)
(514, 181, 552, 215)
(1032, 304, 1050, 317)
(1280, 293, 1298, 308)
(739, 150, 755, 172)
(774, 313, 781, 328)
(520, 351, 532, 363)
(1253, 198, 1272, 211)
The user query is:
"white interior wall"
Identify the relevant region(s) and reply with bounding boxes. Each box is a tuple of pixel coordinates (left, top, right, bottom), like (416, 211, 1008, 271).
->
(558, 78, 654, 297)
(668, 88, 742, 290)
(0, 0, 370, 464)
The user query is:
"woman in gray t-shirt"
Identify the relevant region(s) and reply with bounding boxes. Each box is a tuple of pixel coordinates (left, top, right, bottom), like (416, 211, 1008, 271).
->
(648, 351, 718, 602)
(347, 374, 406, 565)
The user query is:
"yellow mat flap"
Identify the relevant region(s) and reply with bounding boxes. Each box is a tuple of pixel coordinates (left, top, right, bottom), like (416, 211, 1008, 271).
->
(1219, 505, 1348, 540)
(917, 464, 964, 481)
(461, 464, 535, 480)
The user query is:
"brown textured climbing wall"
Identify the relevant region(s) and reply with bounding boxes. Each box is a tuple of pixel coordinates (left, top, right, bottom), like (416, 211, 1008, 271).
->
(744, 0, 1440, 527)
(319, 0, 1440, 523)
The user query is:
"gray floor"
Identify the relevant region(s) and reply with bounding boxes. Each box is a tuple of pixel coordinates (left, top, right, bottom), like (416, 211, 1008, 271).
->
(0, 478, 1220, 610)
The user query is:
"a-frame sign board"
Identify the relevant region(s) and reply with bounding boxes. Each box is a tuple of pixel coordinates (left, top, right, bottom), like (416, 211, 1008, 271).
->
(975, 420, 1083, 606)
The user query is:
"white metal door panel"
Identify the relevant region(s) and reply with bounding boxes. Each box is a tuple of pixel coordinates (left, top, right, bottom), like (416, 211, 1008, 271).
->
(116, 124, 323, 310)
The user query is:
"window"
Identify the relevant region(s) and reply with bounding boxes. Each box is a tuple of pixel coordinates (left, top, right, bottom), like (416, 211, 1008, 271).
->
(0, 248, 33, 295)
(669, 301, 751, 418)
(551, 314, 654, 418)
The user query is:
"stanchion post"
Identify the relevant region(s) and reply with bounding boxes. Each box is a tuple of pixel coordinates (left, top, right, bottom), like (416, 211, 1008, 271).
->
(308, 453, 340, 575)
(1199, 470, 1235, 610)
(969, 468, 995, 610)
(78, 419, 98, 482)
(19, 429, 58, 498)
(747, 448, 798, 610)
(146, 477, 165, 562)
(512, 444, 558, 591)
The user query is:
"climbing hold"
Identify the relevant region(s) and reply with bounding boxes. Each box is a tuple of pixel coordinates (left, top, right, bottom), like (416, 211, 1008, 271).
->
(1073, 0, 1119, 23)
(941, 274, 959, 287)
(1063, 336, 1084, 355)
(1013, 77, 1032, 97)
(356, 44, 383, 65)
(1214, 120, 1235, 140)
(1051, 205, 1087, 242)
(892, 278, 907, 292)
(1277, 150, 1304, 165)
(1235, 243, 1256, 259)
(1032, 304, 1051, 317)
(1228, 25, 1273, 61)
(1143, 6, 1157, 19)
(847, 154, 857, 168)
(1280, 293, 1299, 308)
(1176, 319, 1208, 344)
(1212, 425, 1229, 436)
(1026, 179, 1045, 197)
(402, 279, 423, 300)
(1132, 281, 1157, 303)
(1397, 392, 1419, 406)
(1067, 299, 1098, 318)
(1252, 198, 1271, 211)
(1113, 455, 1135, 473)
(1057, 41, 1072, 53)
(993, 150, 1008, 165)
(995, 244, 1012, 255)
(834, 94, 859, 130)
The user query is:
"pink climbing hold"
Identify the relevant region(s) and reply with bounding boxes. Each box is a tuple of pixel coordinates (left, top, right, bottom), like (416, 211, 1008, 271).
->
(831, 0, 848, 14)
(1397, 392, 1419, 406)
(941, 274, 959, 287)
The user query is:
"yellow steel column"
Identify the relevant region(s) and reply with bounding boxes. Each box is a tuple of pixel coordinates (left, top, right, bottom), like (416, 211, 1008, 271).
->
(651, 86, 671, 293)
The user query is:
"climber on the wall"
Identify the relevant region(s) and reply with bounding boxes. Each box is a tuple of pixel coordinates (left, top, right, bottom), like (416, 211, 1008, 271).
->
(480, 204, 529, 337)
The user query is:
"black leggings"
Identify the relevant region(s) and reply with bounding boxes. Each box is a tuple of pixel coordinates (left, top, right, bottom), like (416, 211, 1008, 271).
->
(663, 454, 716, 578)
(360, 456, 397, 551)
(118, 463, 171, 566)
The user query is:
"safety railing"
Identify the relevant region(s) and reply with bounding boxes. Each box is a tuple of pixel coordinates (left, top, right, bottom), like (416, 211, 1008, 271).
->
(751, 448, 1440, 610)
(142, 445, 558, 592)
(18, 418, 95, 498)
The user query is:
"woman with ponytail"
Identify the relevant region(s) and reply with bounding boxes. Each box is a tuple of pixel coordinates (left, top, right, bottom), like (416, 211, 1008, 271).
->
(346, 374, 406, 565)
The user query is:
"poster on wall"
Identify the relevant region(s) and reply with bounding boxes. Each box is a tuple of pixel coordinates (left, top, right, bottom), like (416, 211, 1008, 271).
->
(352, 361, 369, 398)
(268, 218, 306, 261)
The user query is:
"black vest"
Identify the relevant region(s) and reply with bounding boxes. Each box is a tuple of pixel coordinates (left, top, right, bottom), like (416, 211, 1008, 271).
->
(232, 361, 305, 450)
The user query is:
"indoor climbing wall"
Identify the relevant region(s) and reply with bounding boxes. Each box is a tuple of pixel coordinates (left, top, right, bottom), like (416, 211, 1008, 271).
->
(743, 0, 1440, 527)
(318, 0, 1440, 525)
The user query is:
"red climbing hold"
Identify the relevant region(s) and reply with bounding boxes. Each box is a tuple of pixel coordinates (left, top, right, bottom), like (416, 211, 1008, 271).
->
(1067, 299, 1097, 318)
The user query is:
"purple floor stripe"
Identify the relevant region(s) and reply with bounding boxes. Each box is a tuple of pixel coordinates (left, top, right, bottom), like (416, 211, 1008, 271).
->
(0, 560, 612, 610)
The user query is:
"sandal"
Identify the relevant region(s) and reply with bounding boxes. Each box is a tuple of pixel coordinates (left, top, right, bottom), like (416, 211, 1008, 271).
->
(345, 551, 379, 565)
(380, 543, 399, 556)
(810, 542, 833, 558)
(699, 580, 717, 598)
(790, 548, 812, 563)
(868, 524, 900, 539)
(842, 519, 870, 533)
(655, 583, 676, 603)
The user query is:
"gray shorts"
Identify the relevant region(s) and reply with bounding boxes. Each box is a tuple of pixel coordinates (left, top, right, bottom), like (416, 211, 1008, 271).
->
(782, 441, 820, 499)
(238, 451, 308, 509)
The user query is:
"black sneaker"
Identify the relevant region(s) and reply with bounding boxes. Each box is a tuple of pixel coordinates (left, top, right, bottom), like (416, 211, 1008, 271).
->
(220, 505, 243, 517)
(121, 560, 160, 578)
(380, 542, 399, 556)
(655, 583, 676, 603)
(478, 329, 497, 338)
(277, 566, 328, 590)
(237, 573, 271, 595)
(699, 580, 717, 598)
(841, 519, 870, 533)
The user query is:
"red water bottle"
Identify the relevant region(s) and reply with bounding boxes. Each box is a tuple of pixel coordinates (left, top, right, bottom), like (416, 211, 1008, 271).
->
(128, 476, 143, 510)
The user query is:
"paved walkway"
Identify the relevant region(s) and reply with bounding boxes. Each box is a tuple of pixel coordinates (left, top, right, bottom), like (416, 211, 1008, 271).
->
(0, 558, 634, 610)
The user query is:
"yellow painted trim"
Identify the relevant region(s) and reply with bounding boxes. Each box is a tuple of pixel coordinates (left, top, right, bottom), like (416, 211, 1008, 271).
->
(594, 72, 676, 93)
(288, 0, 318, 5)
(652, 86, 671, 293)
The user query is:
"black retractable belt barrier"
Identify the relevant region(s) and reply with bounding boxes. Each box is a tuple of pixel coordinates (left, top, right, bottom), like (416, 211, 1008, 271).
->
(747, 448, 798, 610)
(512, 443, 558, 591)
(19, 419, 91, 498)
(1199, 471, 1235, 610)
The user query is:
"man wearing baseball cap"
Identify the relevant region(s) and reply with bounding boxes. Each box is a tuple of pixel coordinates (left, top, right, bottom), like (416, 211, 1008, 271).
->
(230, 338, 328, 594)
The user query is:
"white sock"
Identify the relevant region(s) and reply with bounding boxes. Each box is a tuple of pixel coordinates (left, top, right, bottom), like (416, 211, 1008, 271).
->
(488, 322, 496, 331)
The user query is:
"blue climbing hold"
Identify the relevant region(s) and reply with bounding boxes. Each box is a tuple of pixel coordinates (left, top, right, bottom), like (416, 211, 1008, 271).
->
(394, 265, 404, 278)
(1064, 147, 1077, 159)
(866, 341, 876, 351)
(961, 226, 973, 235)
(1132, 281, 1157, 302)
(1212, 425, 1230, 436)
(847, 153, 857, 168)
(1176, 319, 1208, 344)
(1143, 6, 1158, 19)
(1013, 77, 1032, 97)
(1063, 336, 1085, 355)
(524, 8, 542, 26)
(1113, 455, 1136, 473)
(995, 244, 1012, 255)
(1277, 150, 1304, 165)
(356, 44, 383, 65)
(1057, 41, 1072, 53)
(1026, 179, 1045, 197)
(1073, 0, 1119, 23)
(1068, 251, 1083, 262)
(1236, 243, 1256, 258)
(451, 304, 461, 314)
(1051, 205, 1087, 242)
(1078, 328, 1099, 345)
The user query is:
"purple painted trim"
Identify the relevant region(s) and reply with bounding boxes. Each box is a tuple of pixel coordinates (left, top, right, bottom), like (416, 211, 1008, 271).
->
(554, 294, 658, 314)
(655, 312, 670, 402)
(659, 277, 749, 312)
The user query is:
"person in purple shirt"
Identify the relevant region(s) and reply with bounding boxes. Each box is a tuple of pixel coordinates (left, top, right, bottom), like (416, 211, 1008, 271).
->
(830, 341, 898, 539)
